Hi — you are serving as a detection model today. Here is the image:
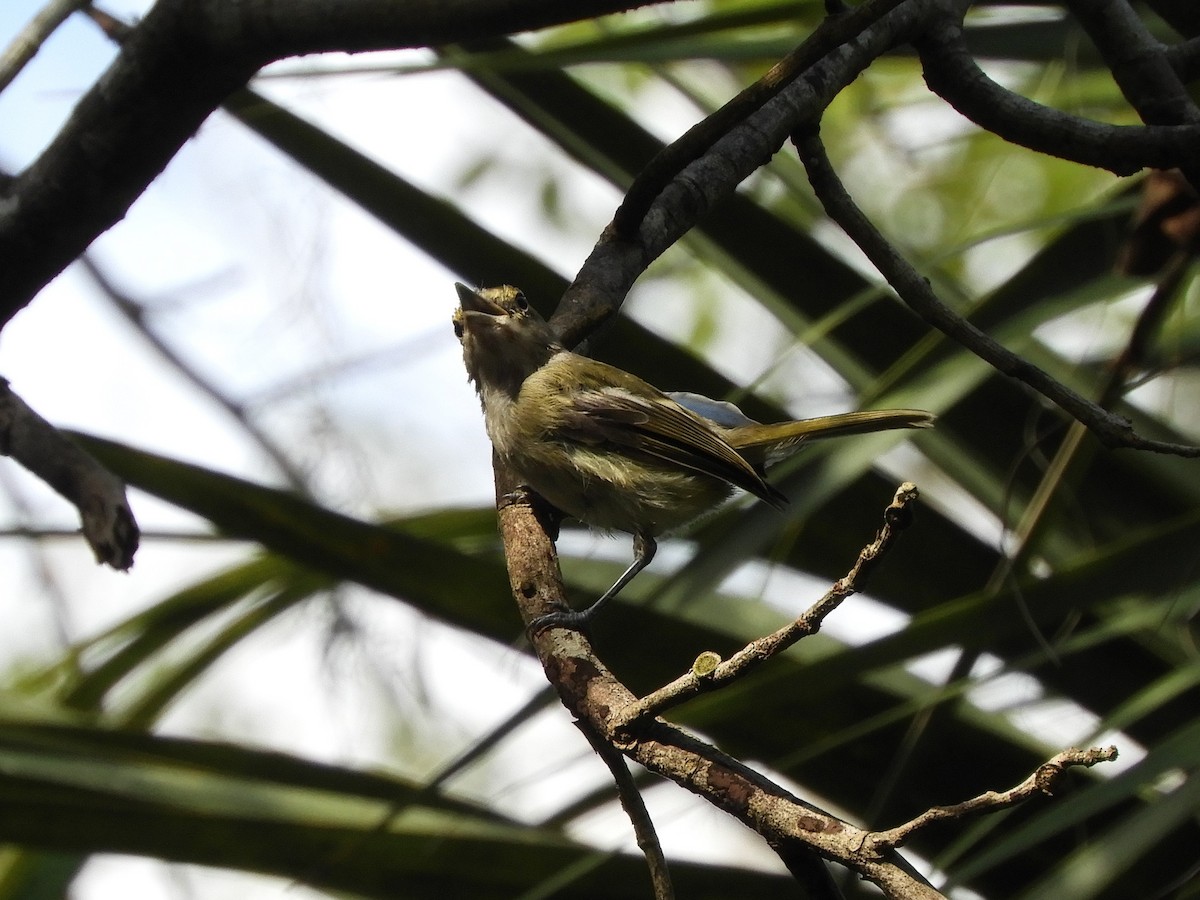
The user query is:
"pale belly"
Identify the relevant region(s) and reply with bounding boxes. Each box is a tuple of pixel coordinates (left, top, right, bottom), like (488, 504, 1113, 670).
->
(506, 444, 733, 536)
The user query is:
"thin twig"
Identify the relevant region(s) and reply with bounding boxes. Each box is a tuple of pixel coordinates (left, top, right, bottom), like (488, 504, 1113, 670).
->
(576, 719, 675, 900)
(859, 251, 1194, 831)
(614, 483, 919, 732)
(793, 128, 1200, 458)
(865, 745, 1118, 852)
(0, 0, 92, 94)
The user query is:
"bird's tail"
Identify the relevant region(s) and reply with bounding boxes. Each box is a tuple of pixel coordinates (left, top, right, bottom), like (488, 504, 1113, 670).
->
(727, 409, 934, 468)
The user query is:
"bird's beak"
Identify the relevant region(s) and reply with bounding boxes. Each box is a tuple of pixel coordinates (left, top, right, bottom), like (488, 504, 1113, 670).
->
(455, 283, 503, 316)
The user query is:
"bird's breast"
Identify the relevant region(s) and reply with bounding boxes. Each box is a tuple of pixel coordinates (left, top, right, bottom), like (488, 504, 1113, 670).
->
(479, 355, 734, 535)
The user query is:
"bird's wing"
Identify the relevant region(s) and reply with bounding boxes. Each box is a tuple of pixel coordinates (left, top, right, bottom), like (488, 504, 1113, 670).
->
(666, 391, 760, 428)
(556, 385, 786, 509)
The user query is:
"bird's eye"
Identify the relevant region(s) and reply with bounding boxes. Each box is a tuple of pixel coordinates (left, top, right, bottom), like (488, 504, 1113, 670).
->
(452, 318, 464, 339)
(513, 291, 529, 311)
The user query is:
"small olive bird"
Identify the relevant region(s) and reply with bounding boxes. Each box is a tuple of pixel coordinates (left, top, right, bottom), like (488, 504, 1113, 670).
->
(453, 283, 933, 630)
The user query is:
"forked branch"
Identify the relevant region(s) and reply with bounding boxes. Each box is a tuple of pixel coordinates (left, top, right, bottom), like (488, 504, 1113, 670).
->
(506, 477, 1116, 899)
(614, 482, 919, 732)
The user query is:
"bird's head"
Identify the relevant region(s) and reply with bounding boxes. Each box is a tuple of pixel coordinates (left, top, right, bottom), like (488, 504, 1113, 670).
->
(453, 283, 561, 398)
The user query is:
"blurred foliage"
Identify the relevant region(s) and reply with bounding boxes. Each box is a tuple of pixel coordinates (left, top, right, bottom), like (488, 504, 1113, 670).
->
(3, 1, 1200, 898)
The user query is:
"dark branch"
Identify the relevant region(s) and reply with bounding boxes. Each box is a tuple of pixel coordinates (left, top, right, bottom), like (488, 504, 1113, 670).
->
(916, 17, 1200, 177)
(793, 129, 1200, 458)
(0, 0, 668, 331)
(1066, 0, 1200, 191)
(503, 467, 1109, 898)
(0, 379, 138, 568)
(558, 0, 946, 348)
(1164, 36, 1200, 81)
(612, 0, 911, 238)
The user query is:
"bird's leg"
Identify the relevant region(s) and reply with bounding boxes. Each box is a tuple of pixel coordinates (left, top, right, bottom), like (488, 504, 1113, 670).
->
(528, 532, 657, 634)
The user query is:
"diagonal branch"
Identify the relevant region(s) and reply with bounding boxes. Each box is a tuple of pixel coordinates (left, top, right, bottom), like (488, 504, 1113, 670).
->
(559, 1, 1200, 347)
(0, 0, 669, 331)
(500, 462, 1115, 898)
(558, 0, 946, 348)
(0, 379, 138, 568)
(612, 0, 911, 238)
(792, 129, 1200, 458)
(613, 483, 919, 732)
(866, 746, 1118, 852)
(0, 0, 92, 93)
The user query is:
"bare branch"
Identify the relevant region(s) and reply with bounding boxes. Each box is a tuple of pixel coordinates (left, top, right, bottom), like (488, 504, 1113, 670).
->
(0, 0, 92, 94)
(1069, 2, 1200, 125)
(0, 0, 670, 331)
(612, 0, 911, 238)
(1066, 0, 1200, 191)
(560, 1, 1200, 345)
(508, 469, 1115, 898)
(495, 470, 859, 896)
(576, 720, 675, 900)
(0, 379, 138, 568)
(793, 129, 1200, 458)
(866, 746, 1119, 852)
(557, 0, 947, 347)
(496, 469, 930, 896)
(614, 483, 920, 732)
(916, 17, 1200, 176)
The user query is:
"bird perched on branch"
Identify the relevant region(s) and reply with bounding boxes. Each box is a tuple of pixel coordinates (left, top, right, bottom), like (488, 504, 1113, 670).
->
(453, 283, 933, 631)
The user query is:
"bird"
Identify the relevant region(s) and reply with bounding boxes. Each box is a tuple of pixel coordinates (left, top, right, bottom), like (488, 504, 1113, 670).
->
(453, 283, 933, 631)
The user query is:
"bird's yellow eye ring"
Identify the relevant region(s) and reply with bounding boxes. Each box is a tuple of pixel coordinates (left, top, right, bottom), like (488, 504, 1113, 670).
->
(513, 291, 529, 311)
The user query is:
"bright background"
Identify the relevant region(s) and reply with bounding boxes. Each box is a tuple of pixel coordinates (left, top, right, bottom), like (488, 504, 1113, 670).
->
(1, 2, 1194, 898)
(0, 3, 793, 896)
